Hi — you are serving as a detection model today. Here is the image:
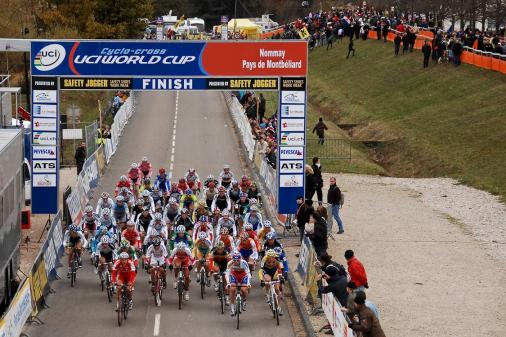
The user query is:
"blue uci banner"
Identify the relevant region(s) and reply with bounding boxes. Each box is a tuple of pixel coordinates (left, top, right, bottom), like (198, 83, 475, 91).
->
(31, 41, 208, 76)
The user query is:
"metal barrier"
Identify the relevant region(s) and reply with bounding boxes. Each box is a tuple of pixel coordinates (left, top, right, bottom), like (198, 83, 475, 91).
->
(306, 138, 351, 160)
(84, 120, 98, 159)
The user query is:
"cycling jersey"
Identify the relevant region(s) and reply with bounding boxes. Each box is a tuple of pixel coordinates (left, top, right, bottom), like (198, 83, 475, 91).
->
(257, 227, 275, 241)
(164, 205, 179, 222)
(226, 259, 251, 286)
(112, 259, 136, 284)
(204, 188, 217, 207)
(145, 245, 168, 266)
(209, 247, 230, 272)
(175, 216, 194, 232)
(136, 213, 152, 232)
(95, 198, 114, 215)
(180, 194, 197, 209)
(237, 238, 259, 260)
(168, 246, 194, 266)
(216, 218, 237, 238)
(80, 213, 99, 231)
(261, 240, 283, 258)
(192, 222, 214, 242)
(113, 202, 129, 223)
(244, 230, 261, 251)
(203, 178, 219, 188)
(138, 161, 152, 177)
(121, 229, 141, 248)
(244, 212, 263, 232)
(63, 230, 88, 248)
(236, 199, 250, 215)
(185, 172, 201, 189)
(96, 242, 115, 263)
(192, 239, 212, 260)
(169, 233, 193, 251)
(228, 188, 240, 203)
(212, 194, 231, 212)
(144, 225, 168, 245)
(128, 168, 142, 184)
(259, 256, 283, 280)
(155, 175, 170, 193)
(217, 234, 235, 252)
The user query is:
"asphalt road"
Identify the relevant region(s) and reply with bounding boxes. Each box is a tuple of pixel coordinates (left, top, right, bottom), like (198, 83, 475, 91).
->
(26, 91, 294, 337)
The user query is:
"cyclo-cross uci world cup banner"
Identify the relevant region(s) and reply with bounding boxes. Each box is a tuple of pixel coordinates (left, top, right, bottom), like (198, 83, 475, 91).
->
(31, 41, 308, 77)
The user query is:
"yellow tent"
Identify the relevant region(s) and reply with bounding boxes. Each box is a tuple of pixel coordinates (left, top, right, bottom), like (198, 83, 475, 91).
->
(227, 19, 261, 39)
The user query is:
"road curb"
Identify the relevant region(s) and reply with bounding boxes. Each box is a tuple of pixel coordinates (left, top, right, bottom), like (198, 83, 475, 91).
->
(222, 91, 317, 337)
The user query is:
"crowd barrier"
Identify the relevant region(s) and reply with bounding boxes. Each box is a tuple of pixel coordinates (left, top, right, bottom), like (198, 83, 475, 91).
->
(222, 93, 255, 161)
(105, 94, 135, 163)
(296, 237, 355, 337)
(0, 211, 64, 337)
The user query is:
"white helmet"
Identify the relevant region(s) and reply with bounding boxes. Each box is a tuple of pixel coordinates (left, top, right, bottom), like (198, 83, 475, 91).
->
(176, 242, 186, 250)
(101, 192, 109, 198)
(116, 195, 124, 202)
(154, 213, 162, 221)
(142, 190, 150, 197)
(85, 205, 93, 213)
(222, 210, 230, 216)
(101, 236, 109, 244)
(198, 232, 208, 240)
(131, 162, 138, 169)
(142, 156, 148, 162)
(244, 223, 253, 231)
(263, 220, 272, 228)
(119, 252, 129, 259)
(176, 225, 186, 233)
(102, 208, 111, 216)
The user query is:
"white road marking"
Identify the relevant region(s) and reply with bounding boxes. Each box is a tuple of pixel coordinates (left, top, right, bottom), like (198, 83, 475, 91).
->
(153, 313, 160, 336)
(168, 91, 179, 177)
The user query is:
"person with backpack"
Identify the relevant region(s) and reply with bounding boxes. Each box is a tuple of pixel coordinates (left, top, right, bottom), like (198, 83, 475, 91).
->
(327, 177, 344, 234)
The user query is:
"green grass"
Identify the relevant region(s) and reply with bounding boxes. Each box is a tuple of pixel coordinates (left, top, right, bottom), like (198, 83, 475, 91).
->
(307, 38, 506, 201)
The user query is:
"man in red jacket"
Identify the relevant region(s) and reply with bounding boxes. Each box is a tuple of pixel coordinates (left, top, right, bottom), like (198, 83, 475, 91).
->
(344, 250, 368, 291)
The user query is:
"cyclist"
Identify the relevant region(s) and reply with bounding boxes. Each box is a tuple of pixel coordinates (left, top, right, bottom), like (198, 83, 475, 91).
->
(95, 235, 115, 274)
(177, 177, 188, 193)
(80, 205, 99, 242)
(131, 199, 146, 222)
(185, 168, 201, 193)
(192, 232, 212, 285)
(247, 183, 261, 201)
(194, 200, 209, 221)
(239, 175, 251, 193)
(115, 175, 131, 197)
(169, 225, 193, 251)
(244, 206, 263, 232)
(92, 225, 114, 253)
(257, 220, 275, 241)
(242, 223, 261, 252)
(216, 227, 235, 252)
(226, 252, 251, 316)
(63, 224, 88, 277)
(139, 178, 153, 195)
(138, 156, 152, 179)
(273, 246, 289, 280)
(216, 210, 237, 238)
(210, 208, 221, 228)
(154, 168, 170, 194)
(175, 208, 194, 235)
(98, 208, 117, 238)
(141, 190, 155, 213)
(128, 162, 142, 197)
(168, 182, 182, 204)
(96, 192, 114, 215)
(151, 185, 163, 206)
(163, 197, 180, 226)
(135, 206, 152, 236)
(168, 242, 194, 301)
(145, 237, 168, 290)
(259, 249, 284, 315)
(228, 182, 241, 204)
(236, 232, 258, 271)
(193, 215, 214, 242)
(204, 181, 218, 208)
(235, 192, 250, 216)
(179, 189, 197, 215)
(144, 213, 168, 247)
(118, 187, 135, 210)
(121, 220, 142, 252)
(203, 174, 219, 189)
(209, 241, 231, 293)
(260, 231, 283, 258)
(112, 252, 137, 310)
(113, 196, 130, 231)
(219, 165, 234, 190)
(211, 186, 231, 212)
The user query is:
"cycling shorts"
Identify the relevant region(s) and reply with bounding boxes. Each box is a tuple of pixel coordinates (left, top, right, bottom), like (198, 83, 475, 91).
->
(117, 273, 135, 286)
(84, 222, 97, 231)
(239, 248, 253, 260)
(173, 256, 191, 267)
(213, 260, 228, 273)
(261, 266, 279, 279)
(229, 271, 248, 285)
(149, 256, 166, 267)
(100, 251, 114, 263)
(68, 236, 81, 247)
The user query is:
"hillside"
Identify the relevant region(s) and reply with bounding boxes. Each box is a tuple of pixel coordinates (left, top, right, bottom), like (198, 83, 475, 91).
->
(307, 38, 506, 201)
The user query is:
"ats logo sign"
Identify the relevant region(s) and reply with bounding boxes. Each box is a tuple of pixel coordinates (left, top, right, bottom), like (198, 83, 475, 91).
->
(34, 44, 66, 71)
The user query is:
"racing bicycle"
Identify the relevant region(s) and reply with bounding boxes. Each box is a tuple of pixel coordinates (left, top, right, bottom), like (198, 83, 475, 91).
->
(116, 284, 130, 326)
(150, 263, 164, 307)
(265, 280, 282, 326)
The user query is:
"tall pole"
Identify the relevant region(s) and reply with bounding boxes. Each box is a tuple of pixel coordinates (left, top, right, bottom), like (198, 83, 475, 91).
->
(235, 0, 238, 19)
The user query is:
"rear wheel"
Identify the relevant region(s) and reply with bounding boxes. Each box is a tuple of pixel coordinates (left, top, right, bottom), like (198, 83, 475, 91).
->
(200, 269, 205, 300)
(236, 297, 241, 330)
(123, 293, 129, 320)
(117, 298, 123, 326)
(178, 279, 183, 310)
(273, 293, 279, 326)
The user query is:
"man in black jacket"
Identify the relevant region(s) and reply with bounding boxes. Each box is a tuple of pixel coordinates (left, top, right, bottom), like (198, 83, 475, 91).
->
(312, 117, 328, 145)
(322, 264, 348, 307)
(309, 212, 327, 257)
(452, 39, 463, 66)
(311, 157, 323, 205)
(74, 142, 87, 175)
(296, 197, 312, 243)
(422, 40, 432, 68)
(401, 33, 409, 55)
(394, 34, 401, 56)
(327, 177, 344, 234)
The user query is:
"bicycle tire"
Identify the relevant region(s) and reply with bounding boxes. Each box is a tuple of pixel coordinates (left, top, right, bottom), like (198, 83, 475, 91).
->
(200, 269, 205, 300)
(219, 280, 225, 314)
(236, 297, 241, 330)
(123, 293, 129, 320)
(71, 257, 77, 287)
(273, 293, 279, 325)
(117, 299, 123, 326)
(178, 281, 183, 310)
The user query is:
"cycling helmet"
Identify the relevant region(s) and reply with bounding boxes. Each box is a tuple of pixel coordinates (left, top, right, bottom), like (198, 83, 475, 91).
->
(101, 192, 109, 198)
(223, 164, 230, 170)
(126, 220, 135, 227)
(250, 198, 258, 205)
(244, 223, 253, 231)
(207, 174, 215, 180)
(181, 208, 189, 214)
(232, 181, 239, 186)
(232, 252, 241, 261)
(175, 242, 186, 250)
(131, 162, 138, 169)
(176, 225, 186, 233)
(242, 175, 248, 181)
(218, 186, 226, 192)
(136, 199, 144, 206)
(273, 247, 283, 256)
(85, 205, 93, 213)
(216, 241, 225, 249)
(208, 182, 215, 188)
(116, 195, 124, 202)
(220, 227, 229, 235)
(159, 168, 166, 174)
(120, 175, 127, 182)
(222, 209, 230, 216)
(263, 220, 272, 228)
(120, 240, 130, 248)
(68, 224, 78, 231)
(250, 206, 258, 212)
(239, 192, 247, 198)
(142, 156, 148, 162)
(167, 197, 176, 205)
(120, 187, 129, 193)
(154, 212, 162, 221)
(266, 249, 278, 258)
(198, 232, 208, 240)
(179, 178, 186, 184)
(240, 232, 249, 240)
(102, 208, 111, 216)
(152, 237, 161, 246)
(199, 215, 208, 223)
(143, 206, 150, 212)
(119, 252, 130, 259)
(101, 236, 109, 244)
(188, 168, 195, 174)
(185, 189, 192, 195)
(265, 232, 276, 240)
(142, 190, 150, 197)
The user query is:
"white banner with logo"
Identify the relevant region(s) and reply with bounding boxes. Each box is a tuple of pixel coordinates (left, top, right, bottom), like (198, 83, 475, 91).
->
(108, 95, 134, 162)
(322, 280, 355, 337)
(0, 280, 32, 337)
(223, 93, 255, 160)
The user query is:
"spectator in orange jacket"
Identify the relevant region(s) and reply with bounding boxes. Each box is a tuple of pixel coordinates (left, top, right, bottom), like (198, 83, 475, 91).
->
(344, 250, 368, 291)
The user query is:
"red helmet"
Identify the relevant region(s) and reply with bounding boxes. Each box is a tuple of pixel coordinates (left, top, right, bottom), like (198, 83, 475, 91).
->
(208, 182, 215, 188)
(179, 178, 186, 184)
(159, 168, 166, 174)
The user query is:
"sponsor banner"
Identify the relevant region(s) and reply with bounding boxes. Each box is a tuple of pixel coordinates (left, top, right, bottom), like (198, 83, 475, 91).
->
(279, 146, 304, 159)
(31, 41, 307, 76)
(32, 160, 57, 173)
(206, 78, 278, 90)
(281, 90, 305, 104)
(322, 280, 355, 337)
(0, 280, 32, 337)
(281, 104, 305, 118)
(33, 104, 57, 118)
(33, 174, 57, 187)
(33, 131, 57, 145)
(279, 160, 304, 173)
(29, 255, 49, 315)
(62, 128, 83, 140)
(280, 132, 304, 146)
(32, 90, 57, 104)
(33, 117, 57, 131)
(60, 77, 133, 90)
(279, 174, 304, 187)
(221, 15, 228, 24)
(32, 76, 58, 90)
(296, 237, 313, 280)
(280, 77, 306, 91)
(32, 145, 57, 159)
(133, 78, 203, 90)
(280, 118, 305, 132)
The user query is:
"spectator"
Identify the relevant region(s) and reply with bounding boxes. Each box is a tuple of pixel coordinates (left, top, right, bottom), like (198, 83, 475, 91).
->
(325, 24, 334, 50)
(375, 24, 381, 40)
(347, 39, 356, 58)
(381, 22, 389, 42)
(342, 281, 359, 318)
(408, 29, 417, 52)
(321, 264, 349, 307)
(310, 157, 324, 205)
(74, 142, 87, 175)
(307, 211, 328, 257)
(102, 125, 111, 139)
(312, 117, 328, 145)
(305, 164, 316, 200)
(112, 91, 123, 115)
(348, 291, 386, 337)
(394, 33, 401, 55)
(257, 93, 266, 122)
(344, 250, 368, 291)
(402, 33, 409, 54)
(327, 177, 344, 234)
(452, 39, 463, 66)
(296, 197, 311, 243)
(422, 40, 432, 68)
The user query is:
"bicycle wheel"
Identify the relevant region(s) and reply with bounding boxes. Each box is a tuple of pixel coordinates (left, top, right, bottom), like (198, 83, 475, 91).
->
(219, 281, 225, 314)
(178, 281, 183, 310)
(106, 279, 112, 303)
(117, 299, 123, 326)
(100, 270, 105, 292)
(236, 297, 241, 330)
(123, 294, 129, 320)
(273, 293, 279, 326)
(71, 257, 77, 287)
(200, 269, 205, 299)
(155, 279, 161, 307)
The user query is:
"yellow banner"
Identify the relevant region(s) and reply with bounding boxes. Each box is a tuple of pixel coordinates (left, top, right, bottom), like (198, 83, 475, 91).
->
(29, 256, 48, 316)
(298, 27, 310, 40)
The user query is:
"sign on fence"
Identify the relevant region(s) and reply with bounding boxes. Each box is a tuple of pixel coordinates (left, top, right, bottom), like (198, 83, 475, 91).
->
(0, 280, 32, 337)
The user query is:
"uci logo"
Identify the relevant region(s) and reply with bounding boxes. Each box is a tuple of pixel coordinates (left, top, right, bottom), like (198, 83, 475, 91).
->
(34, 44, 66, 71)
